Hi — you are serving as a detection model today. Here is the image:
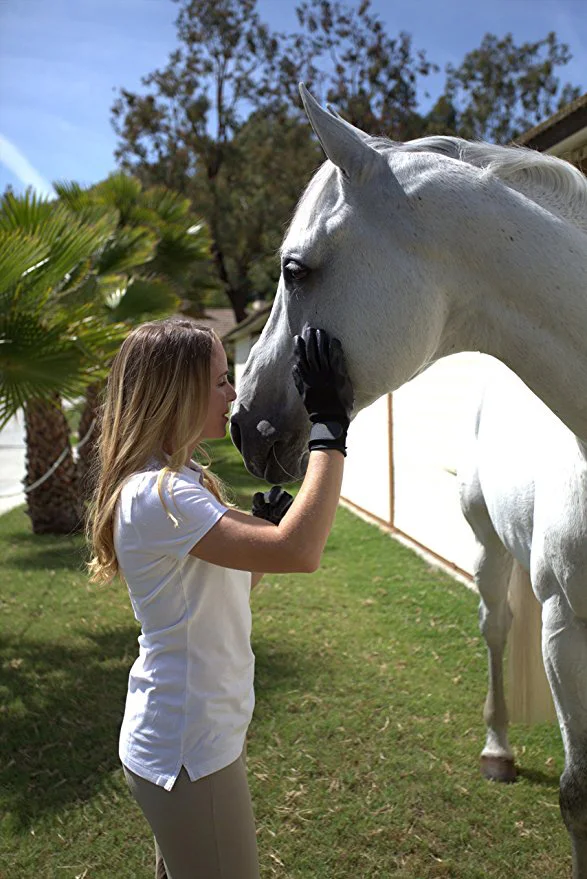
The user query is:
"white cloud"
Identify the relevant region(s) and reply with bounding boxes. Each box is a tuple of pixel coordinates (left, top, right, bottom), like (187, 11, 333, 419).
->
(0, 135, 54, 197)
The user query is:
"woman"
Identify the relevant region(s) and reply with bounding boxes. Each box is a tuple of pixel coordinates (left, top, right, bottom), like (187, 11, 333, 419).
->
(88, 316, 353, 879)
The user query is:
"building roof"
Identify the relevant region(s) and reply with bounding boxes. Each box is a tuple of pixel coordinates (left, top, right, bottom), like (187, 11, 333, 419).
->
(194, 308, 239, 340)
(222, 303, 272, 342)
(515, 92, 587, 153)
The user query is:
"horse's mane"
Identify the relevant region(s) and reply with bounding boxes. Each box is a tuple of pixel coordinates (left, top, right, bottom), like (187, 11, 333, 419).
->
(372, 134, 587, 221)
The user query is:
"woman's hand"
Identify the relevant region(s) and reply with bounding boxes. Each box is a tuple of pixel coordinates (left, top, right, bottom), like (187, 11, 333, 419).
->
(292, 326, 354, 455)
(251, 486, 294, 525)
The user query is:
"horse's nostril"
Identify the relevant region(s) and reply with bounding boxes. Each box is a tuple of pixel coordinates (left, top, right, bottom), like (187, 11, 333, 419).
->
(230, 418, 242, 453)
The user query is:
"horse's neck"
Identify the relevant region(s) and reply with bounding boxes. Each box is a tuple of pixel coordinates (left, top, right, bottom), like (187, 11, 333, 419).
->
(501, 174, 587, 237)
(438, 180, 587, 440)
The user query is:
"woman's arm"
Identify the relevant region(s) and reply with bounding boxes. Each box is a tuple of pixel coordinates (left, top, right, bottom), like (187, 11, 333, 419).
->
(190, 448, 343, 573)
(191, 326, 352, 576)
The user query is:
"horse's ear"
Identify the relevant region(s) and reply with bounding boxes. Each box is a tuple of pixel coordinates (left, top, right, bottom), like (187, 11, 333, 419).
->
(327, 105, 372, 144)
(299, 83, 389, 184)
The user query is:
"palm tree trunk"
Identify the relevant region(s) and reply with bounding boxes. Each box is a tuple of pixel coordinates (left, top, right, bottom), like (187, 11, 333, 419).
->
(24, 396, 82, 534)
(77, 382, 102, 506)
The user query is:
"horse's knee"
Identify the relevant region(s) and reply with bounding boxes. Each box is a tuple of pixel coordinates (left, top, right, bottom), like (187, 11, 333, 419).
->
(560, 749, 587, 840)
(478, 596, 513, 648)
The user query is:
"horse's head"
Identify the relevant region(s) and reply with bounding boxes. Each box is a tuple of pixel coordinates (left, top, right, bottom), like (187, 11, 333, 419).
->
(231, 85, 450, 482)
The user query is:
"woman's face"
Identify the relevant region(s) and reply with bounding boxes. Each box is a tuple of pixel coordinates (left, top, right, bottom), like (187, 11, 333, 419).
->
(199, 337, 237, 440)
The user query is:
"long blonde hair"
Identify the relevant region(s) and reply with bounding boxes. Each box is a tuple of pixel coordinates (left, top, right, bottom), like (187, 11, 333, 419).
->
(88, 317, 231, 584)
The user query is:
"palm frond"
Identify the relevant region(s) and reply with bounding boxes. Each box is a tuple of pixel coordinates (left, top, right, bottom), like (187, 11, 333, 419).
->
(142, 185, 192, 225)
(95, 225, 158, 275)
(67, 313, 129, 364)
(0, 230, 49, 302)
(150, 221, 212, 281)
(0, 314, 92, 427)
(0, 311, 128, 428)
(53, 180, 87, 210)
(55, 180, 120, 228)
(0, 190, 55, 235)
(104, 277, 180, 322)
(19, 213, 117, 309)
(90, 173, 144, 225)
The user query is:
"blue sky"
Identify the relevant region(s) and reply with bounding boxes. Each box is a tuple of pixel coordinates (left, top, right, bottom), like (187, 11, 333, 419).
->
(1, 0, 585, 197)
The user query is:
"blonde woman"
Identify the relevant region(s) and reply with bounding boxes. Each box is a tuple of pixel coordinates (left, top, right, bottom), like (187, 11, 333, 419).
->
(88, 317, 353, 879)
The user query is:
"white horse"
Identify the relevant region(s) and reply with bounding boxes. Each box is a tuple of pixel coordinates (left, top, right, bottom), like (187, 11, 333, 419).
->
(230, 85, 587, 876)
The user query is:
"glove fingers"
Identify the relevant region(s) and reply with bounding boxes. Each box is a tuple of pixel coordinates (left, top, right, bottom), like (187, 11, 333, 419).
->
(293, 335, 311, 380)
(292, 364, 305, 397)
(267, 485, 283, 504)
(316, 328, 332, 371)
(275, 493, 294, 516)
(252, 491, 265, 507)
(305, 327, 322, 374)
(293, 334, 308, 365)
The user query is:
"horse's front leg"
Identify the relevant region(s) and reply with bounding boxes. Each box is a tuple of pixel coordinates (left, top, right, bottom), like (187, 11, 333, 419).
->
(474, 538, 517, 782)
(542, 589, 587, 878)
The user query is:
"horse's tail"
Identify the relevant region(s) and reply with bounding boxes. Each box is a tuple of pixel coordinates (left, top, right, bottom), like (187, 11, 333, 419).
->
(507, 560, 556, 724)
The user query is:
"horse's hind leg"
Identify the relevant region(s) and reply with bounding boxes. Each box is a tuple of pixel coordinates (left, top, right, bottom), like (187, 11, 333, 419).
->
(541, 589, 587, 878)
(472, 536, 517, 782)
(459, 401, 517, 781)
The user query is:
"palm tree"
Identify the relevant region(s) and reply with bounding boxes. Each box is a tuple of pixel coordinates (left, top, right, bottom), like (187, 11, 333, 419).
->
(0, 178, 216, 533)
(0, 191, 129, 532)
(56, 173, 217, 503)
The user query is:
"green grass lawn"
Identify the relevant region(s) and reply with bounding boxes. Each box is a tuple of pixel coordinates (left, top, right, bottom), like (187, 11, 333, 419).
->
(0, 438, 567, 878)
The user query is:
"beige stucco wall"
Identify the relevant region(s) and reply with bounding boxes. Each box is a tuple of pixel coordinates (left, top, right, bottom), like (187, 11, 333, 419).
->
(342, 394, 391, 525)
(341, 353, 500, 576)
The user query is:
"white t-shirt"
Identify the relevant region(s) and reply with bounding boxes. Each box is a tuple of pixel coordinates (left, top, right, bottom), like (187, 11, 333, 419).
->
(114, 462, 254, 791)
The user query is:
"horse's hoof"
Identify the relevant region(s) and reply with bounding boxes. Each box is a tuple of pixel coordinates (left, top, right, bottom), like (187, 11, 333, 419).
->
(480, 755, 517, 783)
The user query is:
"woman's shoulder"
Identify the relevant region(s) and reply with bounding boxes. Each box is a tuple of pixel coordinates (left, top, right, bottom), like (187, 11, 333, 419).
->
(116, 462, 227, 554)
(120, 463, 204, 506)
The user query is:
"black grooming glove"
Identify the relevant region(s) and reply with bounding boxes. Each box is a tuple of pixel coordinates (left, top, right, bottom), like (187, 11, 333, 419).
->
(251, 486, 294, 525)
(292, 326, 354, 456)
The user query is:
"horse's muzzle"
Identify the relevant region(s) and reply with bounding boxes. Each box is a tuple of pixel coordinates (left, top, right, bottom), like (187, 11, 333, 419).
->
(229, 418, 243, 455)
(230, 411, 307, 483)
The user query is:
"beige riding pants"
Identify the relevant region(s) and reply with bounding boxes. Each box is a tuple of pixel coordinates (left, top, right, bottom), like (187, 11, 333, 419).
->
(123, 751, 259, 879)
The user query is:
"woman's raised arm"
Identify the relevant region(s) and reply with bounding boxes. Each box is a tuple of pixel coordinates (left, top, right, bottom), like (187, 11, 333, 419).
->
(190, 327, 353, 574)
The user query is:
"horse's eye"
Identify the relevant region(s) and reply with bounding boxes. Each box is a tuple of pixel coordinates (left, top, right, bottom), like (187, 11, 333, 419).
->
(283, 260, 310, 284)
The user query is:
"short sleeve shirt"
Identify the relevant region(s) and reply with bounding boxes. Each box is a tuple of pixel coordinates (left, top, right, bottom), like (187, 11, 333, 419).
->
(114, 463, 254, 790)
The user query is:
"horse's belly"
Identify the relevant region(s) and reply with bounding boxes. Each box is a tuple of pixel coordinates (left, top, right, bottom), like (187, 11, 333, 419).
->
(474, 362, 579, 571)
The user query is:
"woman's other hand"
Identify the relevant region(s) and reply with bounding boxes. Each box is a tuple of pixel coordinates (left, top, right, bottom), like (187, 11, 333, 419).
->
(251, 486, 294, 525)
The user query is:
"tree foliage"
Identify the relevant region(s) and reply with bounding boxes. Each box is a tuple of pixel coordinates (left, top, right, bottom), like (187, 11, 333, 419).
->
(112, 0, 583, 316)
(0, 191, 127, 426)
(428, 31, 582, 143)
(283, 0, 436, 138)
(0, 177, 216, 531)
(55, 172, 218, 318)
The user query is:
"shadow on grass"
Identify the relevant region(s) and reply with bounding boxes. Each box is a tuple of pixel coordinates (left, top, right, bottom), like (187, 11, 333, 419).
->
(0, 627, 135, 830)
(1, 628, 317, 830)
(251, 636, 323, 712)
(517, 766, 561, 789)
(5, 530, 88, 573)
